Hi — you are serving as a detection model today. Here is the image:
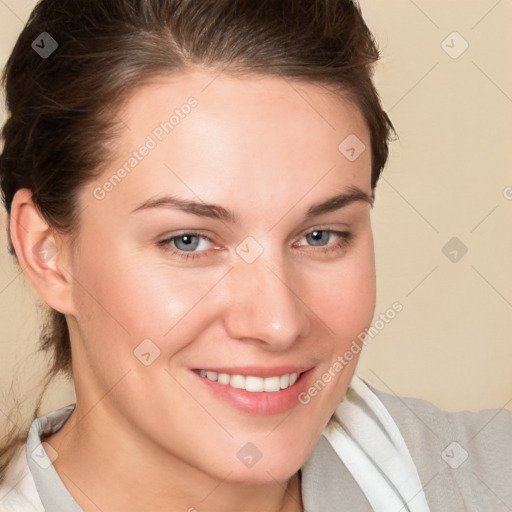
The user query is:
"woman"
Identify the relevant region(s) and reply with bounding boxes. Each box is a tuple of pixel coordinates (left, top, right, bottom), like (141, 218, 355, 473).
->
(0, 1, 510, 511)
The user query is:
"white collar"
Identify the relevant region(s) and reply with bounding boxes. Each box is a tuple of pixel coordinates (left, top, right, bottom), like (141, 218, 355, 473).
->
(322, 375, 431, 512)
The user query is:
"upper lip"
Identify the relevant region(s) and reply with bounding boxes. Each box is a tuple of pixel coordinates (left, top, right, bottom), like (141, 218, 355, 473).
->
(193, 365, 314, 378)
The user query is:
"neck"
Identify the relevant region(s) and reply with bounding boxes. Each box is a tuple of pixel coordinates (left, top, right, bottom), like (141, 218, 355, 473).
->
(44, 402, 303, 512)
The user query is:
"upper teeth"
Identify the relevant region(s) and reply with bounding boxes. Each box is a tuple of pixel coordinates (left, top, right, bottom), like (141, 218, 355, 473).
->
(199, 370, 300, 392)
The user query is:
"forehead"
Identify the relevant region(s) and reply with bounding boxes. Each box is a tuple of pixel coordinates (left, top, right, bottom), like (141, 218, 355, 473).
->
(87, 69, 371, 218)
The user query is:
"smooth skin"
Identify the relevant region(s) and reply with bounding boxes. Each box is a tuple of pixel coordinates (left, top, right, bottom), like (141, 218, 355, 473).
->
(10, 68, 376, 512)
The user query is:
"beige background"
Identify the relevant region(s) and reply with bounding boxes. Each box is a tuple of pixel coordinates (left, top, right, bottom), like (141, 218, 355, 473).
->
(0, 0, 511, 416)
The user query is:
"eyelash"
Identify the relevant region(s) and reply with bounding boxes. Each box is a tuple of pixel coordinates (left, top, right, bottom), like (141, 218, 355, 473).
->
(157, 229, 354, 262)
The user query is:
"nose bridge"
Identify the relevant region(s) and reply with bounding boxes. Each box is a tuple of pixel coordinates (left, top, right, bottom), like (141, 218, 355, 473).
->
(223, 248, 310, 348)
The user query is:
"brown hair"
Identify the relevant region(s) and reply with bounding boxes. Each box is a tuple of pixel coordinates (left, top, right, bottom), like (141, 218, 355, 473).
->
(0, 0, 396, 479)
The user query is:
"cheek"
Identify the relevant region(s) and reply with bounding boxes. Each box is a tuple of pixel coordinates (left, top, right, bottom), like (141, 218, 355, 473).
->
(314, 233, 376, 341)
(294, 245, 376, 441)
(70, 238, 227, 362)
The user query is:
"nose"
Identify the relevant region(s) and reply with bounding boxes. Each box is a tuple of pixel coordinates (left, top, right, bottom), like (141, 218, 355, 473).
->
(222, 254, 311, 351)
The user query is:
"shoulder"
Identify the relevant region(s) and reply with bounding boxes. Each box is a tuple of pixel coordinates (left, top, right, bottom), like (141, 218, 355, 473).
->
(366, 380, 512, 511)
(368, 380, 512, 453)
(0, 445, 44, 512)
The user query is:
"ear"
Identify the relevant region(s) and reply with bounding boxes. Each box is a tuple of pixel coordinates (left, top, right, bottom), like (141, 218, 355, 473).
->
(9, 188, 76, 315)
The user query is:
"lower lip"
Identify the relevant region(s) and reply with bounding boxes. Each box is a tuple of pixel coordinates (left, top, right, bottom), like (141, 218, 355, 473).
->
(192, 369, 315, 415)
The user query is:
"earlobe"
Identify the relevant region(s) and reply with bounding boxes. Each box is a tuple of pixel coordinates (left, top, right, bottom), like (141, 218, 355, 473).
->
(9, 188, 75, 315)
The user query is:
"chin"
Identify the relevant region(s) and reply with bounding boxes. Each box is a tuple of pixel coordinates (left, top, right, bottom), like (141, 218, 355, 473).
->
(231, 443, 308, 484)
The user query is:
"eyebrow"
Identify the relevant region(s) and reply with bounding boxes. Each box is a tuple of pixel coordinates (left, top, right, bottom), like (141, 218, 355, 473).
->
(130, 185, 373, 223)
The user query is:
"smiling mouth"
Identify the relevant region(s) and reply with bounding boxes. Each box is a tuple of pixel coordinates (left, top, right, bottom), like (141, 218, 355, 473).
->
(194, 369, 302, 392)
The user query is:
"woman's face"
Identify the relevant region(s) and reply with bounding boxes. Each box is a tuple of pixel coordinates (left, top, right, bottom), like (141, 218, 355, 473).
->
(65, 69, 375, 483)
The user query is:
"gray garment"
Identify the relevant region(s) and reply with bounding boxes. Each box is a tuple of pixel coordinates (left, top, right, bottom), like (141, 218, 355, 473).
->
(2, 381, 511, 511)
(26, 404, 81, 512)
(301, 381, 512, 511)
